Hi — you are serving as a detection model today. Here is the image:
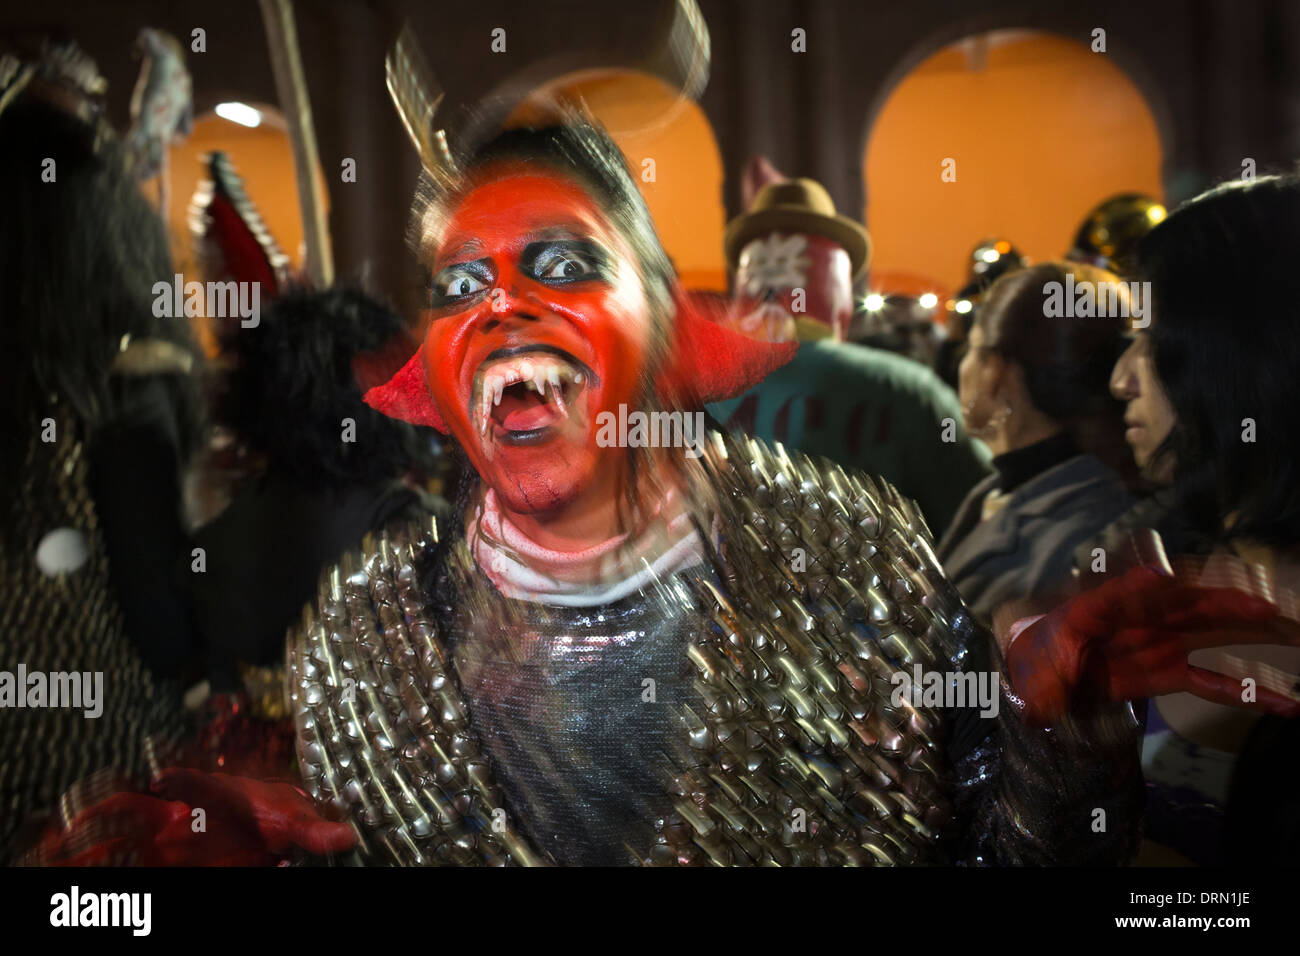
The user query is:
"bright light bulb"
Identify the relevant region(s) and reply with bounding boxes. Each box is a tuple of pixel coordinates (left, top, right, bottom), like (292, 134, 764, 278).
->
(919, 292, 938, 309)
(954, 299, 973, 314)
(215, 102, 262, 128)
(864, 293, 885, 311)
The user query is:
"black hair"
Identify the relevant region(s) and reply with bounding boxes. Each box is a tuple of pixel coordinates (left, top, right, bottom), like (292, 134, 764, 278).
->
(0, 92, 204, 495)
(225, 284, 436, 492)
(977, 261, 1134, 481)
(1138, 173, 1300, 548)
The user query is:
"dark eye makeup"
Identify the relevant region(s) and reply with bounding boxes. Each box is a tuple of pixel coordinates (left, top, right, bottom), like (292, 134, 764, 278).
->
(428, 238, 611, 309)
(430, 258, 493, 308)
(523, 239, 610, 284)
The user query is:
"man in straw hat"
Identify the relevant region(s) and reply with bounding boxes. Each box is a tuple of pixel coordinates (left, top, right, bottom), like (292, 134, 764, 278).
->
(711, 161, 990, 532)
(725, 175, 869, 343)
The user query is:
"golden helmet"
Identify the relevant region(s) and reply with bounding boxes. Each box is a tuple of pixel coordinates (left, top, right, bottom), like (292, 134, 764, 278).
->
(1067, 193, 1167, 278)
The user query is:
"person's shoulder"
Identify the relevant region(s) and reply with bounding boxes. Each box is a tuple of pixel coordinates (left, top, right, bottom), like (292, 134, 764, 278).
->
(287, 510, 447, 654)
(798, 340, 958, 403)
(1044, 454, 1135, 503)
(1015, 454, 1137, 530)
(698, 430, 975, 673)
(701, 430, 940, 555)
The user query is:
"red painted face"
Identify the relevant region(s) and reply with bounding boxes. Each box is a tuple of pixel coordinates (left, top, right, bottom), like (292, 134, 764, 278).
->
(421, 164, 654, 516)
(732, 232, 854, 341)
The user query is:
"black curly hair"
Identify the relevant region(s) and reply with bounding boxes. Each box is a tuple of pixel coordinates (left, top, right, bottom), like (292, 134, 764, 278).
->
(225, 284, 437, 492)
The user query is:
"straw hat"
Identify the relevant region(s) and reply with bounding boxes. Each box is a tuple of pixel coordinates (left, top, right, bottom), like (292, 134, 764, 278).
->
(724, 178, 871, 279)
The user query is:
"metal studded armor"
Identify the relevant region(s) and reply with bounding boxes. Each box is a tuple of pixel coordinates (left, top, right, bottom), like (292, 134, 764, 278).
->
(288, 433, 1144, 865)
(0, 400, 189, 859)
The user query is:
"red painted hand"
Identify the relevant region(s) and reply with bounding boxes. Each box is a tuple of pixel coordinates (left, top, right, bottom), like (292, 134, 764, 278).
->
(29, 770, 356, 866)
(1005, 565, 1300, 726)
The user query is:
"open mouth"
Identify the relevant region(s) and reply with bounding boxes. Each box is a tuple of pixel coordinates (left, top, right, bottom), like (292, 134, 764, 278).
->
(472, 346, 595, 455)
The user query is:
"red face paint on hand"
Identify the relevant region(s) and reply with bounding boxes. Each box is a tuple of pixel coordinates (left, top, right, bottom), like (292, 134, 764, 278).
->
(420, 164, 654, 517)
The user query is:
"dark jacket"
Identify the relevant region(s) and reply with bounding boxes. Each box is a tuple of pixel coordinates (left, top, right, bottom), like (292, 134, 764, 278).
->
(708, 340, 991, 534)
(192, 473, 440, 690)
(937, 453, 1135, 624)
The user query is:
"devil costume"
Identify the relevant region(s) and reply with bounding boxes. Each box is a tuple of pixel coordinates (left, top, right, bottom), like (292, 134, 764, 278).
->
(287, 430, 1145, 866)
(269, 23, 1149, 867)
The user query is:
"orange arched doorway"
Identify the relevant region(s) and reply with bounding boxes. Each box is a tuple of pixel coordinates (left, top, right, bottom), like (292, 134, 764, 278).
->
(863, 30, 1164, 298)
(512, 70, 727, 291)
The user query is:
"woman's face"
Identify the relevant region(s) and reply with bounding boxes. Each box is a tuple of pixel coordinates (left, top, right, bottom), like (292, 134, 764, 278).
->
(419, 162, 655, 516)
(957, 322, 1002, 433)
(1111, 328, 1177, 479)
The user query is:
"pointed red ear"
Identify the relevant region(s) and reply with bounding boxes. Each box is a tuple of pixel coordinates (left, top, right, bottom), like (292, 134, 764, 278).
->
(656, 289, 797, 406)
(363, 351, 449, 433)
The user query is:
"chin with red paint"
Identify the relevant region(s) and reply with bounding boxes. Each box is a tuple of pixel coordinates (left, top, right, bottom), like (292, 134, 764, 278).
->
(420, 163, 655, 523)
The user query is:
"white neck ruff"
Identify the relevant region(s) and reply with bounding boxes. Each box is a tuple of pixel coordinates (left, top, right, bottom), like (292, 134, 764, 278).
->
(467, 484, 705, 607)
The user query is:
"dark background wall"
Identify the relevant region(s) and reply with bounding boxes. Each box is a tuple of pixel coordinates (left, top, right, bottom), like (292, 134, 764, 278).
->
(6, 0, 1300, 312)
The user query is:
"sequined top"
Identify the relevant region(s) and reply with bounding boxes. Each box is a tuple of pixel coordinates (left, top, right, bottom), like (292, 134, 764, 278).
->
(445, 569, 704, 865)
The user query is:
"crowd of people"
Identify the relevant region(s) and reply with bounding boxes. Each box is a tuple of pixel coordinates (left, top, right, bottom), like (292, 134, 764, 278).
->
(2, 31, 1298, 868)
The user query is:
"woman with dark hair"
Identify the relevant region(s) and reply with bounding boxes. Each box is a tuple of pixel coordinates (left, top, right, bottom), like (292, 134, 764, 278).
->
(937, 261, 1136, 623)
(1105, 174, 1300, 865)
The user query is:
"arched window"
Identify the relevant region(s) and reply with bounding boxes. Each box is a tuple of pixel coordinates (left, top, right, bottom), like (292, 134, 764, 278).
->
(513, 69, 726, 291)
(863, 30, 1164, 297)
